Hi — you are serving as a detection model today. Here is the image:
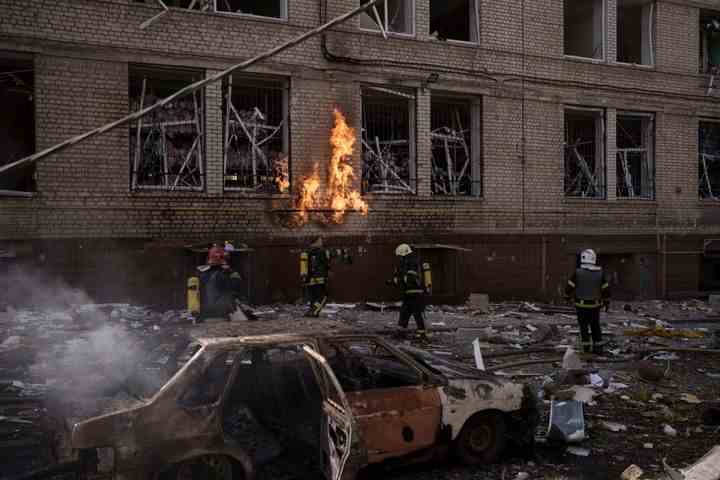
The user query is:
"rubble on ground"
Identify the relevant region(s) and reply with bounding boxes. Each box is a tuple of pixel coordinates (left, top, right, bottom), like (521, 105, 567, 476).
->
(0, 298, 719, 480)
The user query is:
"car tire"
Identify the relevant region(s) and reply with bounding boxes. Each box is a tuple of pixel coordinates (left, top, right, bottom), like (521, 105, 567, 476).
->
(455, 411, 507, 465)
(170, 455, 242, 480)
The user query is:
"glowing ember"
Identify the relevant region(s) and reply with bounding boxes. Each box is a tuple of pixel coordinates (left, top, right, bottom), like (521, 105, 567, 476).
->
(327, 109, 368, 223)
(274, 156, 290, 193)
(291, 109, 367, 226)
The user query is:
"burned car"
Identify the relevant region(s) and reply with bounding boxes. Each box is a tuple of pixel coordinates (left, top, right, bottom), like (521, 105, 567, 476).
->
(71, 334, 538, 480)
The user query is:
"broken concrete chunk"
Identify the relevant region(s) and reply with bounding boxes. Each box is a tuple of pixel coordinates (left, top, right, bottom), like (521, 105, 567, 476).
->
(680, 393, 703, 404)
(621, 464, 644, 480)
(562, 347, 583, 371)
(566, 446, 591, 456)
(663, 424, 678, 437)
(601, 421, 628, 432)
(681, 445, 720, 480)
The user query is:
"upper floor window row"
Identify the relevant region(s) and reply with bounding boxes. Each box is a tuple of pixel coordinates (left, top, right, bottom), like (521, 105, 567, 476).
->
(134, 0, 288, 20)
(564, 0, 656, 66)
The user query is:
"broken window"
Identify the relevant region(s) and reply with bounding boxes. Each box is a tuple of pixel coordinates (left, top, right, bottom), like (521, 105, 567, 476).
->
(0, 55, 35, 193)
(700, 11, 720, 74)
(617, 0, 655, 65)
(360, 0, 414, 35)
(699, 121, 720, 200)
(431, 95, 481, 196)
(215, 0, 287, 18)
(429, 0, 479, 42)
(179, 352, 232, 406)
(361, 86, 416, 194)
(564, 0, 604, 59)
(564, 108, 606, 198)
(129, 66, 205, 191)
(616, 113, 655, 199)
(223, 76, 289, 193)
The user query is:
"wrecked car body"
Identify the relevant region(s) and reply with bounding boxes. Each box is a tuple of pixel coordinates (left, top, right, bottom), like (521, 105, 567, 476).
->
(71, 334, 538, 479)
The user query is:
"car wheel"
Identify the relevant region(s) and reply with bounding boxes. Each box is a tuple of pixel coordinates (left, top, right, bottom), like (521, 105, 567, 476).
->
(172, 455, 240, 480)
(455, 411, 507, 465)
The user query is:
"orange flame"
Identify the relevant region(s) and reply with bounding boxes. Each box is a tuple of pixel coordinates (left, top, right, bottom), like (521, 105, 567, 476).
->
(291, 109, 367, 227)
(327, 109, 368, 223)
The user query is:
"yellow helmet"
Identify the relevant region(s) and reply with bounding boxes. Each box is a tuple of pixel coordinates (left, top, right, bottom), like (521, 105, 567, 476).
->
(395, 244, 412, 257)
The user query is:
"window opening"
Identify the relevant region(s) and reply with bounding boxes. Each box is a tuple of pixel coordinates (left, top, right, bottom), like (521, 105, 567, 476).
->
(360, 0, 414, 35)
(616, 113, 655, 199)
(361, 86, 416, 194)
(324, 339, 421, 392)
(179, 352, 232, 406)
(564, 108, 606, 198)
(223, 76, 289, 193)
(617, 0, 655, 65)
(431, 95, 481, 196)
(0, 56, 35, 193)
(564, 0, 604, 59)
(129, 66, 205, 191)
(700, 121, 720, 200)
(701, 11, 720, 75)
(429, 0, 479, 42)
(215, 0, 287, 18)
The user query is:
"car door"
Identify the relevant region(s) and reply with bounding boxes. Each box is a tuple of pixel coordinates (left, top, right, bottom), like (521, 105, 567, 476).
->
(324, 338, 443, 464)
(302, 345, 357, 480)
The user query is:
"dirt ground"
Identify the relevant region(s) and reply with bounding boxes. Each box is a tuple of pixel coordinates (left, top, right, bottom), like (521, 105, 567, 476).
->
(1, 299, 719, 480)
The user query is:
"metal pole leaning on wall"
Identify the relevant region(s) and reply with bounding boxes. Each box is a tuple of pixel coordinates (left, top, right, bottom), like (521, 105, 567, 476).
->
(0, 0, 382, 177)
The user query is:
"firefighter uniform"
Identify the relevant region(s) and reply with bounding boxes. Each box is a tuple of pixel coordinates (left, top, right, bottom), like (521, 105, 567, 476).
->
(301, 244, 331, 318)
(565, 249, 610, 354)
(189, 245, 243, 322)
(391, 244, 431, 340)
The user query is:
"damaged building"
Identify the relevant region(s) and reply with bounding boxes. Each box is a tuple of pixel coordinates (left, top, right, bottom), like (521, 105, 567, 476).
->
(2, 0, 720, 305)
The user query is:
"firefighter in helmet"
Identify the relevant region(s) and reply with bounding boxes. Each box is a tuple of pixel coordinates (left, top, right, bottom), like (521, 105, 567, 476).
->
(300, 238, 351, 317)
(389, 244, 432, 341)
(188, 243, 243, 322)
(565, 249, 611, 354)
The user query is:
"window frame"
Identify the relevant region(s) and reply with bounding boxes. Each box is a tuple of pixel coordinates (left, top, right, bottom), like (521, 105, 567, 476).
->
(222, 74, 290, 194)
(128, 64, 206, 193)
(0, 53, 36, 197)
(428, 0, 481, 45)
(699, 118, 720, 200)
(562, 0, 607, 61)
(359, 0, 416, 37)
(563, 106, 607, 200)
(360, 84, 418, 196)
(616, 111, 656, 200)
(615, 0, 656, 67)
(430, 92, 482, 198)
(213, 0, 288, 21)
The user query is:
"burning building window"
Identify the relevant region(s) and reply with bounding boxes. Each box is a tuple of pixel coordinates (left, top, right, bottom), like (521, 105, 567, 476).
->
(564, 108, 606, 198)
(223, 75, 289, 193)
(564, 0, 604, 59)
(0, 55, 35, 194)
(700, 121, 720, 200)
(361, 86, 416, 194)
(360, 0, 414, 35)
(700, 11, 720, 74)
(215, 0, 287, 18)
(617, 0, 655, 65)
(129, 65, 205, 191)
(616, 112, 655, 199)
(431, 95, 481, 196)
(430, 0, 479, 42)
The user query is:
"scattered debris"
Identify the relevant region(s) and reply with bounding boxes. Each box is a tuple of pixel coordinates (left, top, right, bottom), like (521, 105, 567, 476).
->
(625, 326, 705, 339)
(548, 400, 585, 443)
(621, 464, 644, 480)
(680, 393, 703, 404)
(664, 424, 678, 437)
(601, 421, 628, 433)
(680, 445, 720, 480)
(566, 446, 591, 456)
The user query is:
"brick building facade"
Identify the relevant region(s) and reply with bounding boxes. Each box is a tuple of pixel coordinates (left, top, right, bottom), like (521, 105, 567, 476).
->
(1, 0, 720, 306)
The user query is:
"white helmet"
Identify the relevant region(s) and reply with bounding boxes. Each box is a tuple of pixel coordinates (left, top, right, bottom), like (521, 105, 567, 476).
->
(580, 249, 597, 266)
(395, 244, 412, 257)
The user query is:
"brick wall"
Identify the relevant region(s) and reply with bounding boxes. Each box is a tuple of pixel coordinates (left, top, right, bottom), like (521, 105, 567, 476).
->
(1, 0, 720, 302)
